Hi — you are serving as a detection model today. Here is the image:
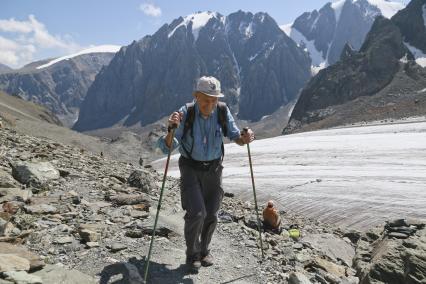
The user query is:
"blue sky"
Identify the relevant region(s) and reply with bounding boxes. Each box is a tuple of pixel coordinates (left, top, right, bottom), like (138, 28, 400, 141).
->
(0, 0, 408, 68)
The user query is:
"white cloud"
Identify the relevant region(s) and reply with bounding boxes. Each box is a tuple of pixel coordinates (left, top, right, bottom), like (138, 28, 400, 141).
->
(139, 3, 162, 17)
(0, 15, 82, 68)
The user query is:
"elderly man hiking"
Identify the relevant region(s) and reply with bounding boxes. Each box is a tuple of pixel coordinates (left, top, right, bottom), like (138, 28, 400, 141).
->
(157, 76, 255, 270)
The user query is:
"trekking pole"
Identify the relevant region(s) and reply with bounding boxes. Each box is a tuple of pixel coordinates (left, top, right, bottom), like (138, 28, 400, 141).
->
(243, 127, 264, 259)
(144, 125, 177, 282)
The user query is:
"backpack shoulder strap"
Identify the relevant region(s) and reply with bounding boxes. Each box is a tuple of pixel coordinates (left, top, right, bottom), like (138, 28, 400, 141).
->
(182, 102, 196, 140)
(181, 102, 196, 161)
(217, 102, 228, 137)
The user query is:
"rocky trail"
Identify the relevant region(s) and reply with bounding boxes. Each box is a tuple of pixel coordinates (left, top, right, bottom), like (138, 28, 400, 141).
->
(1, 126, 425, 283)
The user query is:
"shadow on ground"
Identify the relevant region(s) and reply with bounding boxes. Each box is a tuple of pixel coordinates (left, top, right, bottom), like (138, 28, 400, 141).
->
(99, 257, 195, 284)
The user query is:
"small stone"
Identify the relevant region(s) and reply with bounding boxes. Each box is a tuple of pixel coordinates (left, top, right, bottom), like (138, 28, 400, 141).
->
(293, 243, 304, 250)
(24, 204, 58, 214)
(109, 242, 127, 253)
(130, 210, 149, 219)
(387, 219, 409, 227)
(125, 230, 143, 238)
(387, 232, 409, 239)
(72, 196, 81, 205)
(54, 236, 74, 244)
(139, 222, 174, 238)
(108, 194, 151, 207)
(343, 229, 361, 244)
(78, 229, 100, 242)
(85, 242, 99, 248)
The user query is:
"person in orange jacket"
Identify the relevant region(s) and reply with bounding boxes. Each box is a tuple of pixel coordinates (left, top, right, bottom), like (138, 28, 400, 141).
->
(263, 200, 281, 232)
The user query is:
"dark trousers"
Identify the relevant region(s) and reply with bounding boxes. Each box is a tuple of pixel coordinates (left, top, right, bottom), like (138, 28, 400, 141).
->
(178, 156, 224, 259)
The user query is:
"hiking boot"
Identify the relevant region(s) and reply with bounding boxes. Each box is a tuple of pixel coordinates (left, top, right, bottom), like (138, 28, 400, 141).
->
(200, 253, 214, 267)
(186, 256, 201, 270)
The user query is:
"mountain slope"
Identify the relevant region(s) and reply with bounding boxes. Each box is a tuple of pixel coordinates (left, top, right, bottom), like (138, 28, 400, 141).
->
(281, 0, 405, 72)
(73, 11, 311, 131)
(0, 90, 159, 166)
(283, 0, 426, 134)
(0, 46, 120, 127)
(0, 90, 61, 126)
(0, 63, 13, 74)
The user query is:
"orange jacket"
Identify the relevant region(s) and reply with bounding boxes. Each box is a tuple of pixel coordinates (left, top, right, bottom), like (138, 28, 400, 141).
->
(263, 206, 281, 229)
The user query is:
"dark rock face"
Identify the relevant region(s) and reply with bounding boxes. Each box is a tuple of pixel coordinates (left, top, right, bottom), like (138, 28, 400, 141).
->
(73, 11, 311, 131)
(283, 2, 426, 134)
(392, 0, 426, 53)
(293, 3, 336, 59)
(0, 53, 116, 126)
(328, 0, 381, 65)
(289, 17, 408, 122)
(288, 0, 402, 66)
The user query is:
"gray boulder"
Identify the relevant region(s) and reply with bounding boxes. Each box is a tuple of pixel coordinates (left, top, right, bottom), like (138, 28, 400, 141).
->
(302, 233, 355, 267)
(0, 254, 30, 273)
(127, 170, 158, 193)
(12, 161, 59, 185)
(2, 271, 42, 284)
(355, 221, 426, 284)
(33, 265, 97, 284)
(0, 188, 31, 203)
(0, 169, 19, 188)
(0, 243, 45, 271)
(288, 271, 313, 284)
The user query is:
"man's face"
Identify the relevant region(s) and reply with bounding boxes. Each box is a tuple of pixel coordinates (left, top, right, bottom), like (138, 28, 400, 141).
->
(195, 92, 218, 116)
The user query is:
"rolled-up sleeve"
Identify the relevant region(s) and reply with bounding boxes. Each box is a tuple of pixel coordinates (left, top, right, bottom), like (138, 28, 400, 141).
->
(225, 106, 241, 141)
(156, 105, 186, 154)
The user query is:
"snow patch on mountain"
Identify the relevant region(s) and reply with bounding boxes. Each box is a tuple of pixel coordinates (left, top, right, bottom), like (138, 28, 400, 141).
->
(168, 11, 217, 41)
(404, 42, 426, 67)
(331, 0, 346, 23)
(281, 23, 326, 72)
(239, 21, 255, 38)
(365, 0, 405, 19)
(36, 45, 121, 70)
(331, 0, 403, 22)
(423, 4, 426, 28)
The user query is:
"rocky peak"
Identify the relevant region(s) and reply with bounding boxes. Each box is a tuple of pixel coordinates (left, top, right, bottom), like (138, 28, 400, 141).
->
(168, 11, 223, 41)
(392, 0, 426, 53)
(0, 49, 118, 127)
(74, 10, 311, 131)
(283, 0, 405, 70)
(283, 1, 426, 135)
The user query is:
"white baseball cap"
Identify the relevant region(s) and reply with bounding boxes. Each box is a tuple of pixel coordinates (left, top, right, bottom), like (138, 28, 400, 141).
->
(194, 76, 224, 98)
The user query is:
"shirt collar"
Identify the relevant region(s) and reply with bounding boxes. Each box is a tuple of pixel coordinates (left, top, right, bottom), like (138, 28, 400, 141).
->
(194, 102, 217, 119)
